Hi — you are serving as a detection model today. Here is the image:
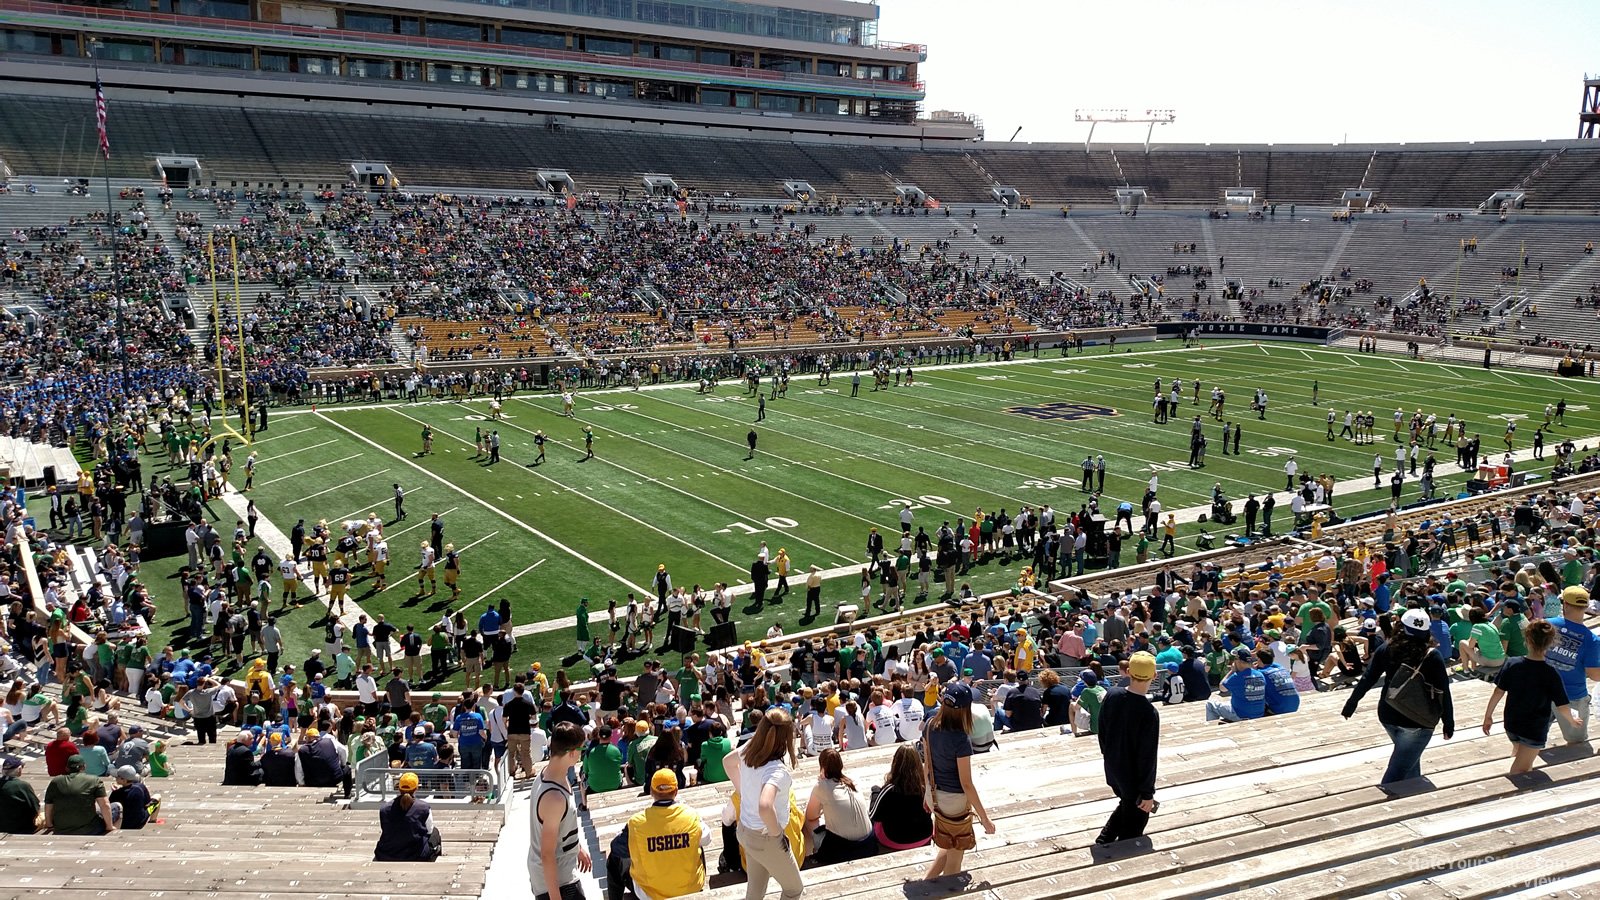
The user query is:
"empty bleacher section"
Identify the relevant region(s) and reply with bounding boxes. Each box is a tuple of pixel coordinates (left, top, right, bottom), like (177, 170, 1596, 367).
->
(9, 95, 1600, 211)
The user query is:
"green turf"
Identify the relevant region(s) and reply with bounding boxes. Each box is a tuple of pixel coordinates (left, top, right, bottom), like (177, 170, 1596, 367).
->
(126, 341, 1600, 686)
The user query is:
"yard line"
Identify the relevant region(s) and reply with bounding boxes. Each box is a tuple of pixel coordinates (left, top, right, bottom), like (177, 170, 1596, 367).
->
(1299, 349, 1315, 361)
(247, 425, 314, 445)
(385, 506, 459, 541)
(383, 407, 755, 577)
(316, 412, 650, 595)
(328, 487, 425, 526)
(453, 530, 501, 556)
(261, 438, 337, 460)
(288, 468, 390, 504)
(503, 398, 872, 562)
(258, 453, 362, 486)
(460, 559, 545, 613)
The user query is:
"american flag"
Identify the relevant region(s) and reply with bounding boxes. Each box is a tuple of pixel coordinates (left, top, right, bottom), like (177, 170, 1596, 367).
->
(94, 78, 110, 160)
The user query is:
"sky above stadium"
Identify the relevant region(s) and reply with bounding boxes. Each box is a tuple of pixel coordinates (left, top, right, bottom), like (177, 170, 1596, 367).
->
(881, 0, 1600, 145)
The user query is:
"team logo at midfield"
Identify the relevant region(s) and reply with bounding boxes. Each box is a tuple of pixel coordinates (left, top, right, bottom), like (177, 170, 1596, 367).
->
(1006, 402, 1119, 422)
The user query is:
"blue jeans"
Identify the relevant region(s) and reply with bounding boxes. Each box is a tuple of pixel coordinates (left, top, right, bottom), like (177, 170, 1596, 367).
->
(1381, 723, 1433, 785)
(460, 743, 487, 772)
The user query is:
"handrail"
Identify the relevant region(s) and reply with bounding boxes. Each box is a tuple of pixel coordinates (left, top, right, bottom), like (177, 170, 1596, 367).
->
(350, 758, 510, 815)
(0, 0, 924, 96)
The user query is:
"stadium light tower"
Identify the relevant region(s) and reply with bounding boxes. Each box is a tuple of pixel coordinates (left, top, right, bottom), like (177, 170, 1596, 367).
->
(1074, 108, 1177, 152)
(1581, 73, 1600, 139)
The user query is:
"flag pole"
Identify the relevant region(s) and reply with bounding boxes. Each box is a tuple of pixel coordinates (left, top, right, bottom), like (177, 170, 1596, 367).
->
(90, 46, 130, 460)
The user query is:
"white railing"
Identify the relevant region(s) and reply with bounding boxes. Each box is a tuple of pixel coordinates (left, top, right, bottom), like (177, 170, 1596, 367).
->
(350, 752, 510, 821)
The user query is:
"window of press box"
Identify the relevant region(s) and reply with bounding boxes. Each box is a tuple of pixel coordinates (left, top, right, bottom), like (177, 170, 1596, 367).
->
(757, 93, 801, 112)
(345, 58, 395, 79)
(343, 12, 395, 34)
(501, 27, 565, 49)
(698, 48, 730, 66)
(92, 37, 154, 63)
(157, 0, 249, 19)
(582, 35, 632, 56)
(700, 89, 730, 106)
(574, 77, 633, 98)
(161, 44, 251, 69)
(503, 71, 567, 93)
(428, 63, 489, 85)
(759, 53, 808, 74)
(427, 20, 485, 41)
(2, 29, 80, 55)
(814, 98, 841, 116)
(637, 42, 694, 62)
(262, 53, 336, 75)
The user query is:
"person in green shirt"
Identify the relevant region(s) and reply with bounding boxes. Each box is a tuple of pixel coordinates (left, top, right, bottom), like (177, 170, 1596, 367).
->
(698, 721, 733, 784)
(582, 727, 624, 794)
(422, 695, 449, 731)
(1136, 534, 1150, 565)
(627, 720, 656, 787)
(1071, 671, 1107, 736)
(1460, 606, 1507, 673)
(675, 657, 700, 700)
(43, 756, 115, 835)
(1561, 549, 1585, 588)
(241, 696, 267, 728)
(148, 741, 171, 779)
(1205, 643, 1227, 687)
(575, 598, 591, 654)
(1497, 601, 1529, 658)
(1447, 605, 1475, 650)
(1296, 598, 1335, 633)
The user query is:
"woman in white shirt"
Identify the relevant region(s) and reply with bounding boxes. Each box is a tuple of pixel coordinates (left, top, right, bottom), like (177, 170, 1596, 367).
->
(723, 707, 802, 900)
(802, 698, 836, 757)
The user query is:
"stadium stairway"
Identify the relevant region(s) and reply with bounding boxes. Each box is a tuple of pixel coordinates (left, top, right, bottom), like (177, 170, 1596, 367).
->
(602, 674, 1600, 900)
(0, 687, 497, 899)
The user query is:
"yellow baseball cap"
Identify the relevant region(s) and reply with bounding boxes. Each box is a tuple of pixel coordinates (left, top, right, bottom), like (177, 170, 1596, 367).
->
(397, 772, 420, 792)
(650, 769, 679, 796)
(1127, 652, 1157, 681)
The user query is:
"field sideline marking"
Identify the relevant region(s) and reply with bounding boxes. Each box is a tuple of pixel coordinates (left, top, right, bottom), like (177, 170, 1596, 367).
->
(258, 453, 361, 486)
(315, 412, 651, 596)
(490, 425, 1600, 644)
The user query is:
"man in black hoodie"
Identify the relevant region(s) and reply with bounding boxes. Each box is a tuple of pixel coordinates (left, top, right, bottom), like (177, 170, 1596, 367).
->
(1096, 651, 1160, 845)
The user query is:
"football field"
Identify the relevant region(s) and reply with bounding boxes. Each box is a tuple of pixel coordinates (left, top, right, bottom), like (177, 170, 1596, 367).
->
(140, 341, 1600, 684)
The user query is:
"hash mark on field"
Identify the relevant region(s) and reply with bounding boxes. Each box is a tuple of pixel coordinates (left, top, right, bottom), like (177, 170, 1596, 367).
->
(515, 495, 523, 499)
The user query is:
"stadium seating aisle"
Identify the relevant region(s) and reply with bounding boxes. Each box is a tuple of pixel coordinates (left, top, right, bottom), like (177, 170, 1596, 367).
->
(653, 675, 1600, 900)
(0, 684, 495, 899)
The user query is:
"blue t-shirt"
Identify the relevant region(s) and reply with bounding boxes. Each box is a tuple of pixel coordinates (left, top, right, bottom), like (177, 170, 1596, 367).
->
(941, 640, 969, 668)
(478, 608, 502, 636)
(353, 623, 370, 649)
(1545, 618, 1600, 701)
(1430, 620, 1454, 660)
(404, 740, 439, 769)
(1222, 668, 1267, 719)
(1372, 583, 1392, 614)
(453, 711, 486, 748)
(1082, 623, 1099, 646)
(965, 650, 993, 681)
(1259, 664, 1300, 715)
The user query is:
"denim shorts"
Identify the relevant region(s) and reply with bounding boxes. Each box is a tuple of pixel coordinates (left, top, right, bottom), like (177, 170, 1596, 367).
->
(1506, 731, 1547, 750)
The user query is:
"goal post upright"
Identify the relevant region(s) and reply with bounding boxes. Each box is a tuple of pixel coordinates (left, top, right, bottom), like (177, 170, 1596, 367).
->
(205, 232, 253, 450)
